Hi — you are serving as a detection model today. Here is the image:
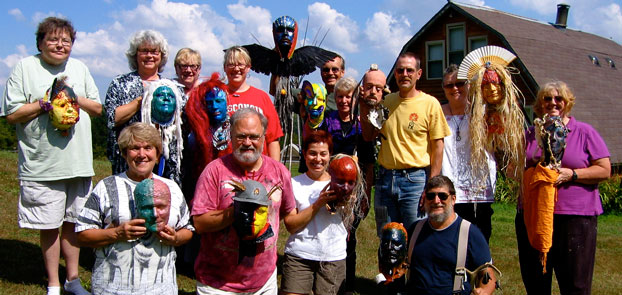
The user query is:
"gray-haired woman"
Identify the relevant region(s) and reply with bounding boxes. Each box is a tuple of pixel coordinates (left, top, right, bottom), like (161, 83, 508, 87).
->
(104, 30, 170, 175)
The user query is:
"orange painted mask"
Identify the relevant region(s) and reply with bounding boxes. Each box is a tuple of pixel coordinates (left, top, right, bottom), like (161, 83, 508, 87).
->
(328, 156, 358, 202)
(481, 69, 503, 105)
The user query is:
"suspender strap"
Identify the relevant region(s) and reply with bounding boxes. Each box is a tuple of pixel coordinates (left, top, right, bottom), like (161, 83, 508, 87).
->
(453, 219, 471, 292)
(407, 218, 427, 266)
(406, 218, 426, 283)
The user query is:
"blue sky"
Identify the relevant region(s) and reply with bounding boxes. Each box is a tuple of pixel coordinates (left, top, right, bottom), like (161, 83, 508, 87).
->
(1, 0, 621, 99)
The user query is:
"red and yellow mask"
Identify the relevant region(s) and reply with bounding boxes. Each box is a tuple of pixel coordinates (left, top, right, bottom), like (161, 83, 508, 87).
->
(46, 76, 80, 132)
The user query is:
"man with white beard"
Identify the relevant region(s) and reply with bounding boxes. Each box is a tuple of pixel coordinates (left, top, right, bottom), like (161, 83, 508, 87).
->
(191, 107, 297, 294)
(405, 176, 496, 295)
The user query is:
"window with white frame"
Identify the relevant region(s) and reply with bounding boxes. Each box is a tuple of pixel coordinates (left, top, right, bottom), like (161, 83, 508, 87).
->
(468, 36, 488, 51)
(447, 23, 465, 66)
(426, 41, 445, 79)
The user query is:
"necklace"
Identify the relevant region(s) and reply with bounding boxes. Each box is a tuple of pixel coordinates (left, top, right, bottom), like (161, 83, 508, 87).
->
(452, 116, 466, 141)
(448, 106, 466, 142)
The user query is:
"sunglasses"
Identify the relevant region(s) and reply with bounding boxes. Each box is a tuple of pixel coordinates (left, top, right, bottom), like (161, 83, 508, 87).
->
(322, 67, 341, 73)
(425, 191, 451, 201)
(443, 81, 467, 89)
(543, 96, 564, 102)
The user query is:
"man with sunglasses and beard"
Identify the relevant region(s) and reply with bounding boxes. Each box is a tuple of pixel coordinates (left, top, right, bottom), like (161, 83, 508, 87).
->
(440, 64, 496, 244)
(191, 108, 297, 294)
(406, 176, 493, 295)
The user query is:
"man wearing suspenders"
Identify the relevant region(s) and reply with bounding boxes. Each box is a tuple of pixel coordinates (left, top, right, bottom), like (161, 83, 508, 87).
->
(406, 176, 497, 294)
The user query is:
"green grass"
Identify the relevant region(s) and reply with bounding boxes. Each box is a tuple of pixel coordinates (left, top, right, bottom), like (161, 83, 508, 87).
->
(1, 150, 621, 294)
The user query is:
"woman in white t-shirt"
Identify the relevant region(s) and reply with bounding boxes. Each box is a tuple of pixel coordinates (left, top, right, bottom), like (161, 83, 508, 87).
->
(281, 130, 347, 295)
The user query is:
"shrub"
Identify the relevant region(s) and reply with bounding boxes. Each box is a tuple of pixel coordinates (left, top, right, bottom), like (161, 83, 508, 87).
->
(600, 175, 622, 214)
(91, 115, 108, 159)
(494, 171, 520, 204)
(0, 118, 17, 150)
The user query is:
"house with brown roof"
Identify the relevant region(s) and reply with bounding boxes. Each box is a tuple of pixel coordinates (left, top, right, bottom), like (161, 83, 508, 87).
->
(387, 1, 622, 164)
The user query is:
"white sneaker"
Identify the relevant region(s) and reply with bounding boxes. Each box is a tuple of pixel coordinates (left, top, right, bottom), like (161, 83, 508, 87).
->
(47, 286, 61, 295)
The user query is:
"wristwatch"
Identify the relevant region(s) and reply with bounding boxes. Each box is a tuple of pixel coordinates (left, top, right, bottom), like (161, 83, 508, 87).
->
(571, 170, 578, 181)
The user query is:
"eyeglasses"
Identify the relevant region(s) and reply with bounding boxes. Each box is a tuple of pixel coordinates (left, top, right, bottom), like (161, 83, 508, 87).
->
(177, 64, 200, 71)
(443, 81, 467, 89)
(226, 63, 248, 70)
(46, 37, 72, 47)
(396, 67, 417, 75)
(543, 96, 564, 102)
(425, 191, 451, 201)
(322, 67, 341, 73)
(234, 133, 263, 142)
(137, 49, 161, 56)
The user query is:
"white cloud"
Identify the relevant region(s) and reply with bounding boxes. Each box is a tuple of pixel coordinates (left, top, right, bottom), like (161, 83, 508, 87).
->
(306, 2, 359, 53)
(462, 0, 486, 6)
(364, 12, 412, 57)
(115, 0, 231, 71)
(71, 30, 126, 77)
(44, 0, 249, 82)
(1, 45, 28, 69)
(227, 2, 273, 46)
(508, 0, 559, 15)
(345, 67, 360, 80)
(2, 0, 274, 96)
(31, 11, 65, 24)
(246, 74, 265, 90)
(573, 2, 622, 44)
(0, 45, 29, 88)
(8, 8, 25, 21)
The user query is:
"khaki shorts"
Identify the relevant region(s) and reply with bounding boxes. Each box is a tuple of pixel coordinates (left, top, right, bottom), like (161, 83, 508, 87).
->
(280, 253, 345, 295)
(18, 177, 92, 229)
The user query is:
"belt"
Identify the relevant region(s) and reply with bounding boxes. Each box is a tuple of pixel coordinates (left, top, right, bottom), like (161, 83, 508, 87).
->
(379, 166, 425, 175)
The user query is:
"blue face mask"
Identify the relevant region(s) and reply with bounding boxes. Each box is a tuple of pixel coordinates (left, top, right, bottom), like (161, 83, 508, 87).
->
(205, 87, 228, 124)
(272, 16, 298, 59)
(151, 86, 177, 125)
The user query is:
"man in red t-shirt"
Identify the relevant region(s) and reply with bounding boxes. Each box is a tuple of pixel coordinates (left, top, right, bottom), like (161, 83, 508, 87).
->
(223, 46, 283, 161)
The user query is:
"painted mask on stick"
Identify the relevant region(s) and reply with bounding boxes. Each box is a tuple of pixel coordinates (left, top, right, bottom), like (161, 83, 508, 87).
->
(47, 76, 80, 132)
(481, 67, 503, 105)
(134, 178, 171, 233)
(378, 222, 408, 283)
(205, 87, 228, 125)
(151, 85, 177, 125)
(230, 180, 275, 242)
(326, 155, 357, 213)
(302, 81, 327, 129)
(272, 15, 298, 59)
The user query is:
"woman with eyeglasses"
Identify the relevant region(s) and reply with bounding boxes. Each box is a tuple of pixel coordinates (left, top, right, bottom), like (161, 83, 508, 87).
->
(174, 48, 202, 95)
(222, 45, 283, 162)
(104, 30, 183, 178)
(1, 16, 102, 295)
(516, 81, 610, 294)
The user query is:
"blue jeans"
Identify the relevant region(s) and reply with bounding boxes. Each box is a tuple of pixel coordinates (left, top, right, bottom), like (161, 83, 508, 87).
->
(374, 166, 427, 236)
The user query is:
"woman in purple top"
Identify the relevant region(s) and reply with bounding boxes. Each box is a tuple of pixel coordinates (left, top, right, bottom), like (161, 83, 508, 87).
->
(516, 81, 610, 295)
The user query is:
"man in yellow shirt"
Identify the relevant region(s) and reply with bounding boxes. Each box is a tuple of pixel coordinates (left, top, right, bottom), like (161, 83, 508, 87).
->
(364, 52, 450, 235)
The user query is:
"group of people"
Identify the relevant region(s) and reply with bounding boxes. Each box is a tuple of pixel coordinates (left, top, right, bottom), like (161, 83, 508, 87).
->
(0, 14, 611, 295)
